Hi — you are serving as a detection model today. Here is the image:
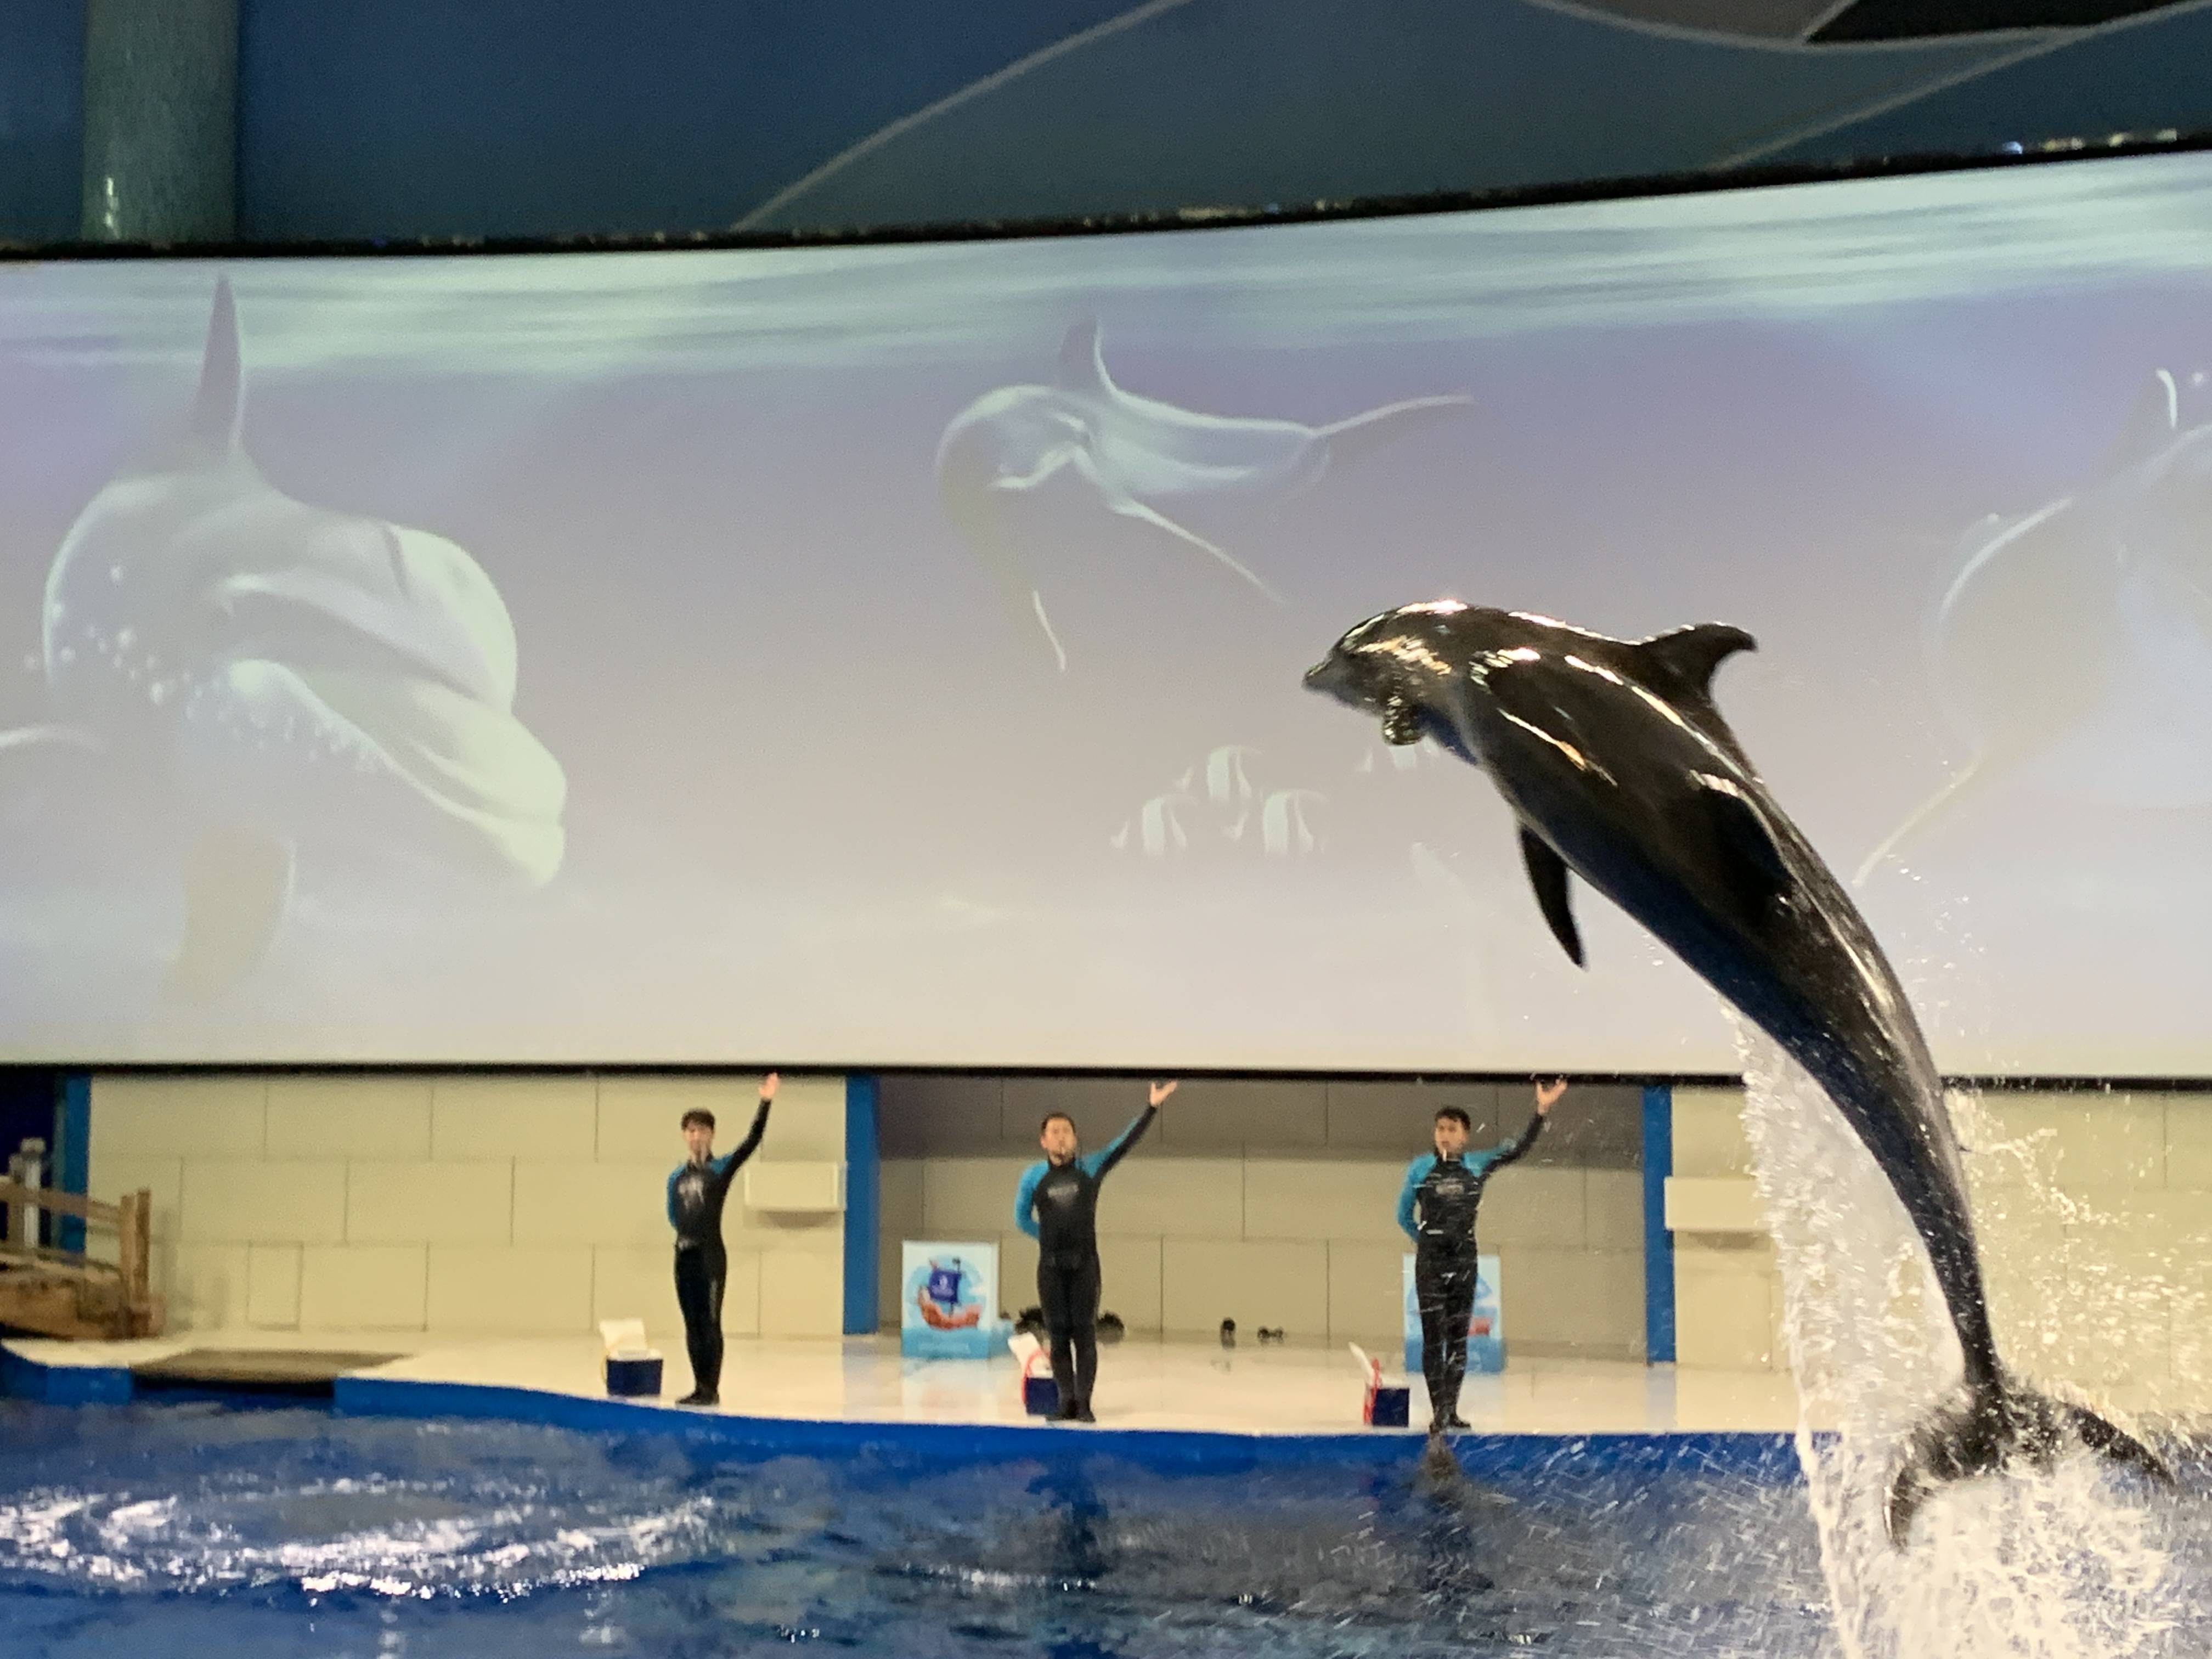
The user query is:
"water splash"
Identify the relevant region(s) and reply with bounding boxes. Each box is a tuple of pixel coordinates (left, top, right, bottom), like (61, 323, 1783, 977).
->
(1734, 1026, 2188, 1658)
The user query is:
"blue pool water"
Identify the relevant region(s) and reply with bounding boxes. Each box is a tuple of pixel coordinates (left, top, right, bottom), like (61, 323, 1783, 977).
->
(0, 1402, 2203, 1657)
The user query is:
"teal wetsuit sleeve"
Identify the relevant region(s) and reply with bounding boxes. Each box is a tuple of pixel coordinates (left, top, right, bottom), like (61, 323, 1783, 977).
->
(1081, 1107, 1158, 1180)
(1013, 1161, 1046, 1239)
(1397, 1155, 1432, 1243)
(666, 1167, 682, 1231)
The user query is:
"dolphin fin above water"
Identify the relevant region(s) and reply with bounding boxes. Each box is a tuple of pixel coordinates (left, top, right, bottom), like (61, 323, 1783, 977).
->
(1517, 826, 1583, 965)
(1888, 1375, 2171, 1544)
(1307, 602, 2172, 1545)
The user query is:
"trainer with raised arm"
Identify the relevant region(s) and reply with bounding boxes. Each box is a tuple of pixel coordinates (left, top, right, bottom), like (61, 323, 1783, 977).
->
(668, 1071, 777, 1407)
(1398, 1077, 1564, 1436)
(1014, 1079, 1176, 1423)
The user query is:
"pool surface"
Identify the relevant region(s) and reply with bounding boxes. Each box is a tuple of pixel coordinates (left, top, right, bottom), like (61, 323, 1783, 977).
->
(0, 1402, 2202, 1657)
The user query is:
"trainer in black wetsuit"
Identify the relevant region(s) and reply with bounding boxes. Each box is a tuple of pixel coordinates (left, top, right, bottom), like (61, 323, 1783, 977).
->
(1014, 1080, 1178, 1423)
(667, 1071, 777, 1406)
(1397, 1079, 1564, 1435)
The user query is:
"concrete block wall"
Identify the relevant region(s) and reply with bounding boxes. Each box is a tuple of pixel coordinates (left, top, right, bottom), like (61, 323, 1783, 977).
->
(879, 1075, 1646, 1358)
(86, 1071, 849, 1345)
(1669, 1083, 2212, 1410)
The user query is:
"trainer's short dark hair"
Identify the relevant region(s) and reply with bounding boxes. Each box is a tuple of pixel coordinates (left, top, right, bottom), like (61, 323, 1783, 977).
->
(1039, 1112, 1075, 1135)
(681, 1109, 716, 1131)
(1433, 1107, 1472, 1130)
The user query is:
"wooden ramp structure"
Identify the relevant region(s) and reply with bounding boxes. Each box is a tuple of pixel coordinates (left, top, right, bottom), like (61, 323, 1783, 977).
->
(0, 1180, 162, 1340)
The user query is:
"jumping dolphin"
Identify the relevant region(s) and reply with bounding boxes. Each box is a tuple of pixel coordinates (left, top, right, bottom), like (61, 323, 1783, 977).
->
(935, 317, 1469, 669)
(1855, 369, 2212, 884)
(0, 277, 566, 997)
(1305, 601, 2170, 1543)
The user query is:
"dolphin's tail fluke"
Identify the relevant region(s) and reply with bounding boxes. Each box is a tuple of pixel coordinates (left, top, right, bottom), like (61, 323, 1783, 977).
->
(1886, 1377, 2172, 1547)
(1315, 394, 1474, 472)
(1850, 757, 1985, 888)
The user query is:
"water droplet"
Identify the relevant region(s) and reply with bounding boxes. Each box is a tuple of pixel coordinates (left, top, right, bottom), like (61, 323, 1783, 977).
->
(108, 563, 123, 584)
(116, 627, 136, 651)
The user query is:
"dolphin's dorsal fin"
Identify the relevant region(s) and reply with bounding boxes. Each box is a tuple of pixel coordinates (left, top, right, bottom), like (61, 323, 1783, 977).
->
(1693, 776, 1788, 916)
(187, 276, 245, 460)
(1056, 317, 1110, 393)
(2105, 369, 2179, 470)
(1635, 622, 1754, 701)
(1518, 826, 1584, 967)
(1633, 623, 1757, 767)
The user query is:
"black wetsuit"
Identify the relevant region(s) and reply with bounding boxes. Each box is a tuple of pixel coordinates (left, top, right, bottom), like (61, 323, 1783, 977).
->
(1401, 1111, 1544, 1429)
(666, 1099, 770, 1400)
(1015, 1106, 1156, 1417)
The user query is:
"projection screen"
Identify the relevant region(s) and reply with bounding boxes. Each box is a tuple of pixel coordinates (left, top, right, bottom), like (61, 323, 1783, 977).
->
(3, 148, 2211, 1072)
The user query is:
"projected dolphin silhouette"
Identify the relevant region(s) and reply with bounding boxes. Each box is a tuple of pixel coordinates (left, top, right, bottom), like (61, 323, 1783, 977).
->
(1856, 369, 2212, 885)
(1305, 601, 2171, 1543)
(0, 277, 566, 998)
(935, 317, 1469, 669)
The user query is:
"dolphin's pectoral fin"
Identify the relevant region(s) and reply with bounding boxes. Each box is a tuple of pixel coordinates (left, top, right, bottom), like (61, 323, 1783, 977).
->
(1517, 827, 1584, 967)
(988, 444, 1085, 494)
(1693, 777, 1790, 916)
(1099, 484, 1283, 602)
(165, 825, 295, 1002)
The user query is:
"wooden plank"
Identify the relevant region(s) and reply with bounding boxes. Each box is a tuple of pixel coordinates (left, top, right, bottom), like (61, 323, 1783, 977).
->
(0, 1243, 123, 1280)
(0, 1274, 115, 1340)
(119, 1190, 147, 1309)
(0, 1181, 117, 1227)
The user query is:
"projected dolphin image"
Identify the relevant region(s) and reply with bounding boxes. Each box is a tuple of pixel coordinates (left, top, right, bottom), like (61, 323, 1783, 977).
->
(1305, 601, 2171, 1543)
(0, 276, 566, 998)
(936, 316, 1469, 669)
(1855, 369, 2212, 884)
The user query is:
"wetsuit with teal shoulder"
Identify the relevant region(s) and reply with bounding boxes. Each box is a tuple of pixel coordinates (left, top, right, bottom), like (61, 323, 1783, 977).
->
(1398, 1110, 1544, 1430)
(667, 1099, 771, 1402)
(1014, 1105, 1156, 1418)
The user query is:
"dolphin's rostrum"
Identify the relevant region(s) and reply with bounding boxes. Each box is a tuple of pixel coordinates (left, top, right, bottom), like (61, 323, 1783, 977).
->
(0, 277, 566, 997)
(1306, 600, 2171, 1543)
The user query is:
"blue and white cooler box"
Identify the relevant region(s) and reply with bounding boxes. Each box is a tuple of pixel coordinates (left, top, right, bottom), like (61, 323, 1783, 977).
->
(900, 1240, 1000, 1359)
(1402, 1253, 1504, 1375)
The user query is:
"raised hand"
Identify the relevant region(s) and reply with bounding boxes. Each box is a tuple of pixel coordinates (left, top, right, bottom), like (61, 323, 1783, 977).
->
(1149, 1080, 1178, 1108)
(1535, 1078, 1566, 1115)
(760, 1071, 780, 1103)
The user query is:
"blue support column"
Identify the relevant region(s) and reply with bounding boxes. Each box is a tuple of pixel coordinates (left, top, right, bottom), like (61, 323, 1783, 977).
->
(54, 1072, 90, 1254)
(842, 1075, 879, 1336)
(1641, 1084, 1675, 1364)
(81, 0, 238, 241)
